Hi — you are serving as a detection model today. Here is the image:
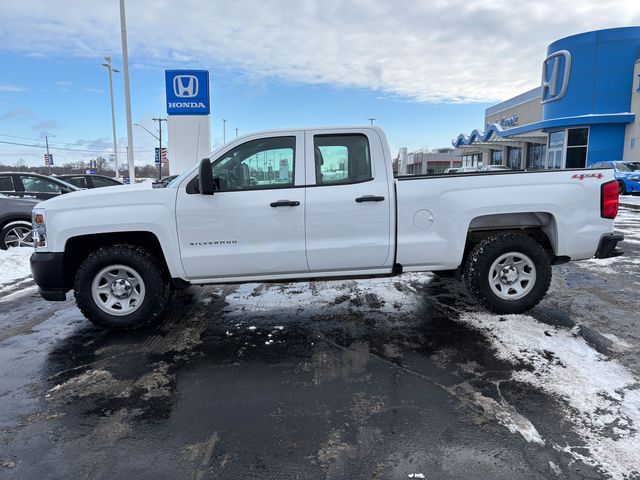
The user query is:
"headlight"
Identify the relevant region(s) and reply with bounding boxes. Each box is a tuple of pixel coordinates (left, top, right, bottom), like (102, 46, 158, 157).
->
(32, 208, 47, 248)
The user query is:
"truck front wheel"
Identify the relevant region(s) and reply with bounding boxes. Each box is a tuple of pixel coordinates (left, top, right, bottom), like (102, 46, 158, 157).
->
(462, 234, 551, 314)
(74, 245, 169, 329)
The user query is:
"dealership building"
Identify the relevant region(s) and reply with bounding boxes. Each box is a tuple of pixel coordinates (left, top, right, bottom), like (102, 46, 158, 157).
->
(453, 27, 640, 169)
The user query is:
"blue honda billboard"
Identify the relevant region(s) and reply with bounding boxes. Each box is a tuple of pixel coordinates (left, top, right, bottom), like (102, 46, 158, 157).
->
(165, 70, 210, 115)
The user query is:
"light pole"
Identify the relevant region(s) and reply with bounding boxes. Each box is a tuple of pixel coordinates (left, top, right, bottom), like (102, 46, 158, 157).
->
(102, 56, 120, 179)
(119, 0, 135, 182)
(152, 118, 167, 181)
(222, 118, 227, 143)
(367, 117, 377, 126)
(235, 127, 238, 139)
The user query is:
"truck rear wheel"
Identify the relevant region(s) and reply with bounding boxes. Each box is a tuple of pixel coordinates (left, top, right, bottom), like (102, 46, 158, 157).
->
(462, 233, 551, 314)
(74, 245, 169, 329)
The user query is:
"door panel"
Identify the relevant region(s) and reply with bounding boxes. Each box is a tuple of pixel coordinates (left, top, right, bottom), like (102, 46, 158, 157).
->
(175, 133, 307, 279)
(304, 130, 392, 271)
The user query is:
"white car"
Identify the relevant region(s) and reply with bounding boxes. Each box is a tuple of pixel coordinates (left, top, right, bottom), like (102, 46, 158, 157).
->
(30, 127, 623, 329)
(480, 165, 511, 172)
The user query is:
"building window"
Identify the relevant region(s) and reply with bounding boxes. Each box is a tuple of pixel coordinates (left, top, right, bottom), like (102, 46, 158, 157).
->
(566, 128, 588, 168)
(547, 131, 565, 169)
(462, 153, 483, 167)
(490, 150, 503, 165)
(526, 143, 546, 170)
(507, 147, 522, 169)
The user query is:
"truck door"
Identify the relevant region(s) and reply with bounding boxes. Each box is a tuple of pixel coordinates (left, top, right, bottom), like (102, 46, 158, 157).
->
(175, 134, 308, 279)
(304, 130, 392, 271)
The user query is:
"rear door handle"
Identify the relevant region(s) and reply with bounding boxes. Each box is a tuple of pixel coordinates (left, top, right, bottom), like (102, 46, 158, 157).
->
(355, 195, 385, 203)
(270, 200, 300, 207)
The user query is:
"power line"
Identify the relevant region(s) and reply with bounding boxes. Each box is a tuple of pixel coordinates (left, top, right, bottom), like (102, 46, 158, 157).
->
(0, 139, 153, 153)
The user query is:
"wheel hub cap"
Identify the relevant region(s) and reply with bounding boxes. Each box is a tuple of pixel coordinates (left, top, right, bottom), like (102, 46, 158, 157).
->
(110, 278, 133, 298)
(500, 265, 519, 284)
(488, 252, 537, 301)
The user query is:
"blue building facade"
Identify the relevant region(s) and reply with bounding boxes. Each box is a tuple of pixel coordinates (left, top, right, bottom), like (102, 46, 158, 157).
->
(454, 27, 640, 169)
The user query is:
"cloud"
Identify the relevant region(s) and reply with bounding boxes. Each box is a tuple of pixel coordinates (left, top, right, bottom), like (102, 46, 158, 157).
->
(31, 120, 61, 131)
(0, 108, 34, 121)
(0, 1, 639, 103)
(0, 83, 27, 92)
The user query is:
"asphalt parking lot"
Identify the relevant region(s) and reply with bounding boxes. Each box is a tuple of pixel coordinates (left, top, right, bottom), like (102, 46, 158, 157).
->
(0, 206, 638, 480)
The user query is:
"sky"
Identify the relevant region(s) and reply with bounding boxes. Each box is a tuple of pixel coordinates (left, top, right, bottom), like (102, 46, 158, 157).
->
(0, 0, 639, 167)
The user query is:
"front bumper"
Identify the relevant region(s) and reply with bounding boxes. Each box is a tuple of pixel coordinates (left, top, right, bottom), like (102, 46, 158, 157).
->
(30, 252, 67, 301)
(594, 233, 624, 259)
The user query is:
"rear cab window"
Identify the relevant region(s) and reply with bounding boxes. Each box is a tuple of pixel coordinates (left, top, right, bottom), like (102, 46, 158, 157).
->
(313, 134, 372, 185)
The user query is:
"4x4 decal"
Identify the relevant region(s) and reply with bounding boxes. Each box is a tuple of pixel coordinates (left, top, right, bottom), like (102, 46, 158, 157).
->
(572, 173, 604, 180)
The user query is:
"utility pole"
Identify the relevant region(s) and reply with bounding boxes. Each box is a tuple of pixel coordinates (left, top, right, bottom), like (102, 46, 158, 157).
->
(367, 117, 377, 126)
(102, 56, 120, 180)
(235, 127, 238, 139)
(119, 0, 135, 183)
(152, 118, 167, 181)
(222, 118, 227, 143)
(45, 135, 51, 174)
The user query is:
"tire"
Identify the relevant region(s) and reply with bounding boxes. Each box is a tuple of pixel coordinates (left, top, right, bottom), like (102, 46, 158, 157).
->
(462, 234, 551, 314)
(0, 221, 34, 249)
(74, 245, 169, 329)
(619, 181, 627, 196)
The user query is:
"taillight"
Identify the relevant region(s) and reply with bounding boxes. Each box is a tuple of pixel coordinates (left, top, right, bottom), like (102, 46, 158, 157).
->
(601, 180, 619, 219)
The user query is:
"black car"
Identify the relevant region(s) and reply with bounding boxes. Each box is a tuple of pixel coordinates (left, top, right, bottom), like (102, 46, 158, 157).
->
(0, 193, 39, 249)
(0, 172, 79, 201)
(56, 174, 123, 189)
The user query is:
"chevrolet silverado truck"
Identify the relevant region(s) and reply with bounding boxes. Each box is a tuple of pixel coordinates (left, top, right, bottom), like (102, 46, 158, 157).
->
(30, 127, 623, 329)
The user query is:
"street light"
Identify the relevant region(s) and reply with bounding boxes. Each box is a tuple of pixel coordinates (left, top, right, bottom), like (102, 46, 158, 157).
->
(102, 56, 120, 179)
(222, 118, 227, 143)
(134, 121, 166, 181)
(119, 0, 135, 182)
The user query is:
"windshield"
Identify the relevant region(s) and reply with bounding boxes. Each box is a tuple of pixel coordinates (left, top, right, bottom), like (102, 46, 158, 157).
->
(621, 162, 640, 172)
(615, 162, 633, 172)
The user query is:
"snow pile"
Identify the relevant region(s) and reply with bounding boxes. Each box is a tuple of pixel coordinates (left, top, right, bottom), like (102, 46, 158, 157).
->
(0, 247, 33, 290)
(619, 196, 640, 208)
(459, 313, 640, 480)
(222, 274, 431, 321)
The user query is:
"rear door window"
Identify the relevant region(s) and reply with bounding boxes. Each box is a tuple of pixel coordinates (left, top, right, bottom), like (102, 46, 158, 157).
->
(0, 175, 15, 192)
(91, 176, 120, 187)
(313, 134, 372, 185)
(65, 176, 88, 188)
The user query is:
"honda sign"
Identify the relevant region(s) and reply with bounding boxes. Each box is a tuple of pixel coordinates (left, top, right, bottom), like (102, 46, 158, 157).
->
(165, 70, 210, 115)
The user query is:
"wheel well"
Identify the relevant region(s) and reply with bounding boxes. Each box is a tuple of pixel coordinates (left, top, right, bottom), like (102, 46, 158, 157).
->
(63, 232, 169, 289)
(0, 216, 31, 230)
(463, 212, 558, 265)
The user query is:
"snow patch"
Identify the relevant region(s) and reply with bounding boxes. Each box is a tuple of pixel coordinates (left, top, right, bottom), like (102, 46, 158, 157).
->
(0, 248, 33, 289)
(458, 313, 640, 480)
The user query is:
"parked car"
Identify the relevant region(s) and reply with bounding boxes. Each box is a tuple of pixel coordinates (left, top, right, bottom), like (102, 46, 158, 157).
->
(480, 165, 511, 172)
(55, 174, 123, 189)
(30, 126, 622, 329)
(444, 168, 459, 174)
(0, 172, 79, 200)
(153, 175, 179, 188)
(0, 193, 38, 249)
(456, 166, 480, 173)
(589, 161, 640, 195)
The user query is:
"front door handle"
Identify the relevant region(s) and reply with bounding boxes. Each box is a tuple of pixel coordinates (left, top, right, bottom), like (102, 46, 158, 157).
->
(355, 195, 385, 203)
(270, 200, 300, 207)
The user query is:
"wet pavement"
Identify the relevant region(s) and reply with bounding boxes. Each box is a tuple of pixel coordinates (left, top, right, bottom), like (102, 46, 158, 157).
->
(0, 206, 639, 480)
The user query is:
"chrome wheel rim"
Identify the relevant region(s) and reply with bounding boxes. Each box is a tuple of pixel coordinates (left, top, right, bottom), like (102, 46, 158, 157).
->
(4, 225, 34, 248)
(91, 264, 145, 316)
(488, 252, 536, 301)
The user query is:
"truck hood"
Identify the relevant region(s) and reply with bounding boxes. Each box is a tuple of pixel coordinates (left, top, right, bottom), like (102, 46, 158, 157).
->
(37, 181, 170, 211)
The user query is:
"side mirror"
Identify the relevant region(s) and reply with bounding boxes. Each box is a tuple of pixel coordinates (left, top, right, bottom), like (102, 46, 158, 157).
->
(198, 158, 215, 195)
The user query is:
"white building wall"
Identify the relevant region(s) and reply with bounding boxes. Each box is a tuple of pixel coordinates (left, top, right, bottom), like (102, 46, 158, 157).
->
(623, 59, 640, 161)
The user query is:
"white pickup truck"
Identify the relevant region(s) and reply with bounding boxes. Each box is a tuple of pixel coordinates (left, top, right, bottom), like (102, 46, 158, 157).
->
(30, 127, 623, 329)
